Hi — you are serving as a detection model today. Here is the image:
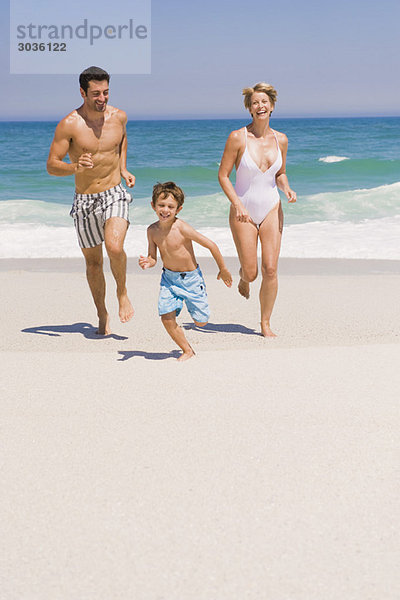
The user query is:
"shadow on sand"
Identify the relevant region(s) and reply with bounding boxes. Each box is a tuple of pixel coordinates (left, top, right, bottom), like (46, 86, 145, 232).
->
(21, 322, 128, 341)
(182, 321, 260, 336)
(118, 350, 181, 361)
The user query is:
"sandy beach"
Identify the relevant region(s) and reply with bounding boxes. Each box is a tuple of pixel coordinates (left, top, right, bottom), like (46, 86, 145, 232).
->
(1, 256, 399, 599)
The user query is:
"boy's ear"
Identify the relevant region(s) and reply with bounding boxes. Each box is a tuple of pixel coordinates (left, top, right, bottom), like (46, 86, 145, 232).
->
(151, 201, 156, 211)
(176, 205, 183, 214)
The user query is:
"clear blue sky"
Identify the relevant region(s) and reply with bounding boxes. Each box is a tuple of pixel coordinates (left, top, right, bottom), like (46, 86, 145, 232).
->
(2, 0, 400, 120)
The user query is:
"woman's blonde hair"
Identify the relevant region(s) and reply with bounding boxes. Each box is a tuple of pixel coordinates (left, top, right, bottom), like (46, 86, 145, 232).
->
(242, 82, 278, 111)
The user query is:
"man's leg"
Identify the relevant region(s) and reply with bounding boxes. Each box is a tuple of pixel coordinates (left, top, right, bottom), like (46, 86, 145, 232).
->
(104, 217, 134, 323)
(81, 244, 111, 335)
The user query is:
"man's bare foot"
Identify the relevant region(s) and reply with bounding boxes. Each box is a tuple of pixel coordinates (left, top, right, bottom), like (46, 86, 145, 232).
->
(177, 347, 195, 362)
(238, 278, 250, 299)
(261, 321, 277, 337)
(97, 313, 111, 335)
(118, 291, 134, 323)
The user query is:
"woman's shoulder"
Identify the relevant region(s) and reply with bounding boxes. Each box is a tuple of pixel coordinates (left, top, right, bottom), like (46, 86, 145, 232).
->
(272, 129, 288, 145)
(226, 126, 246, 147)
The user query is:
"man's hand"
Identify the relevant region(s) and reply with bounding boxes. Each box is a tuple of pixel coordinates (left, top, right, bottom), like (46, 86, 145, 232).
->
(217, 268, 233, 287)
(77, 152, 94, 171)
(138, 255, 156, 270)
(121, 170, 136, 188)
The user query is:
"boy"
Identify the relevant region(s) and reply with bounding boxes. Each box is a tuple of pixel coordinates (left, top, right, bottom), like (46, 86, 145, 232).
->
(139, 182, 232, 361)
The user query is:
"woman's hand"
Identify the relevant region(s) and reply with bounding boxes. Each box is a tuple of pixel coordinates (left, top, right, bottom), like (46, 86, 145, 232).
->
(286, 188, 297, 203)
(235, 203, 252, 223)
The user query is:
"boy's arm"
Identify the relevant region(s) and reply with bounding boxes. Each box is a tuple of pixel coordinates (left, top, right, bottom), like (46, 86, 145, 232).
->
(181, 222, 232, 287)
(138, 227, 157, 269)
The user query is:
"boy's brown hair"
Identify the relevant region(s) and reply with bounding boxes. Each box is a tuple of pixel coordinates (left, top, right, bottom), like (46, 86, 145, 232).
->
(152, 181, 185, 208)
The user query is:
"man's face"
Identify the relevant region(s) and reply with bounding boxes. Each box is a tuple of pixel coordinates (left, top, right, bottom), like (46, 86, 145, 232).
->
(81, 79, 109, 112)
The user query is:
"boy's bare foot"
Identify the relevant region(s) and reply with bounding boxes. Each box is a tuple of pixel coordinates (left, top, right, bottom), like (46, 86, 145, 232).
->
(238, 278, 250, 299)
(177, 347, 196, 362)
(97, 313, 111, 336)
(118, 291, 134, 323)
(261, 321, 277, 338)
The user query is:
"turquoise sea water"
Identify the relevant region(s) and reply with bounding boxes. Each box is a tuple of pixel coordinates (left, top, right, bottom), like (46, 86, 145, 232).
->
(0, 117, 399, 258)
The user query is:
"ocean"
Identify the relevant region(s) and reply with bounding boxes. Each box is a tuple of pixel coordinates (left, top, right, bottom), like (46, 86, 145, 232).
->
(0, 117, 399, 259)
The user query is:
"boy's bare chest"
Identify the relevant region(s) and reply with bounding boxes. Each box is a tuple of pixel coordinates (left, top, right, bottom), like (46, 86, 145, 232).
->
(155, 228, 187, 253)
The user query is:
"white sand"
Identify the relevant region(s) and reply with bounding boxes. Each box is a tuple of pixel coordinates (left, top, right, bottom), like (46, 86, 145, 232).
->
(1, 257, 399, 599)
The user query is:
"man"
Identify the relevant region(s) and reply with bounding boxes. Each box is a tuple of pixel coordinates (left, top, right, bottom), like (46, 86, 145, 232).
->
(47, 66, 135, 335)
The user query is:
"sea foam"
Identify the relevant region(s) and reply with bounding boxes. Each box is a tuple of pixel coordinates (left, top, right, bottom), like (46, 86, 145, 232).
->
(318, 156, 350, 163)
(1, 218, 399, 260)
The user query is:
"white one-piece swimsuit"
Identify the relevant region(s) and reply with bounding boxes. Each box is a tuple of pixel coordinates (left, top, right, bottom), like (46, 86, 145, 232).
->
(235, 127, 282, 226)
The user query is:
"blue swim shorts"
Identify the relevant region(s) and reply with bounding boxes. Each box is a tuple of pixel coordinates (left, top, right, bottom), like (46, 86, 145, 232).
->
(158, 265, 210, 323)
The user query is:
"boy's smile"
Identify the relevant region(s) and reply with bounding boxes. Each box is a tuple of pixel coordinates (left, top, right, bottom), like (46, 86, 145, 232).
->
(152, 193, 182, 224)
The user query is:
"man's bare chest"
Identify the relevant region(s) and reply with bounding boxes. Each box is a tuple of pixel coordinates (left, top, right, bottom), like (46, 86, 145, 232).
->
(71, 122, 123, 155)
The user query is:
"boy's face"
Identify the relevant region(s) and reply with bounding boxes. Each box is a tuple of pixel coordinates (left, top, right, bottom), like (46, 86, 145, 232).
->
(152, 193, 182, 222)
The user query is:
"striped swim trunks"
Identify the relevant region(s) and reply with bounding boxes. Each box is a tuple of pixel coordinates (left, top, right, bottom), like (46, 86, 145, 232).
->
(70, 183, 132, 248)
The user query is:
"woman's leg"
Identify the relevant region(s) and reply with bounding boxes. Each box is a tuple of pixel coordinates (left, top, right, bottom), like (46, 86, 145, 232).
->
(258, 203, 283, 337)
(229, 206, 259, 298)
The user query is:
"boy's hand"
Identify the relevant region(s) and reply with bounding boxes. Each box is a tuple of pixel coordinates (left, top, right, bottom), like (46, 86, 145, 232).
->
(217, 269, 232, 287)
(138, 255, 155, 269)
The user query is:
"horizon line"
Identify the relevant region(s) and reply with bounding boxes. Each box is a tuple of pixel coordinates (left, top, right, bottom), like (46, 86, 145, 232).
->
(1, 114, 400, 123)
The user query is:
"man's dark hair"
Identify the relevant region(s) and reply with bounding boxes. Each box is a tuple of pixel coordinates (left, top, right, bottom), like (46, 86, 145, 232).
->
(79, 66, 110, 93)
(152, 181, 185, 208)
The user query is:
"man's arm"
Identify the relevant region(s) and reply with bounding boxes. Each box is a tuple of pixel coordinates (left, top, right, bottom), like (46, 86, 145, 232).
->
(181, 222, 232, 287)
(46, 118, 93, 176)
(138, 227, 157, 269)
(119, 111, 135, 188)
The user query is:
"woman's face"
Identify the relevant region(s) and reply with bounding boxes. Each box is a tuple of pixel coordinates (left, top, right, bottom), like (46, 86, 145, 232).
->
(250, 92, 273, 119)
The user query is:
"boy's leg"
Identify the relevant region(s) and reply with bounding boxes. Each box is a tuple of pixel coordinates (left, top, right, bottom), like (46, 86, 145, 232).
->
(104, 217, 134, 323)
(161, 311, 195, 361)
(184, 267, 210, 328)
(81, 244, 110, 335)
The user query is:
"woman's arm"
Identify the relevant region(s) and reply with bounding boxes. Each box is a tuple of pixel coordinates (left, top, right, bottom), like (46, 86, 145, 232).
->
(275, 132, 296, 203)
(218, 130, 252, 222)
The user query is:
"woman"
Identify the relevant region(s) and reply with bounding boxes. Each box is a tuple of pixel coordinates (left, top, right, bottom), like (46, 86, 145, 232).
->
(218, 82, 296, 337)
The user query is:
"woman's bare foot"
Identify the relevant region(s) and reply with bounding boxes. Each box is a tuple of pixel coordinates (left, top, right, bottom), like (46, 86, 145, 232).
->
(238, 278, 250, 299)
(177, 347, 196, 362)
(118, 291, 134, 323)
(97, 313, 111, 335)
(261, 321, 277, 337)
